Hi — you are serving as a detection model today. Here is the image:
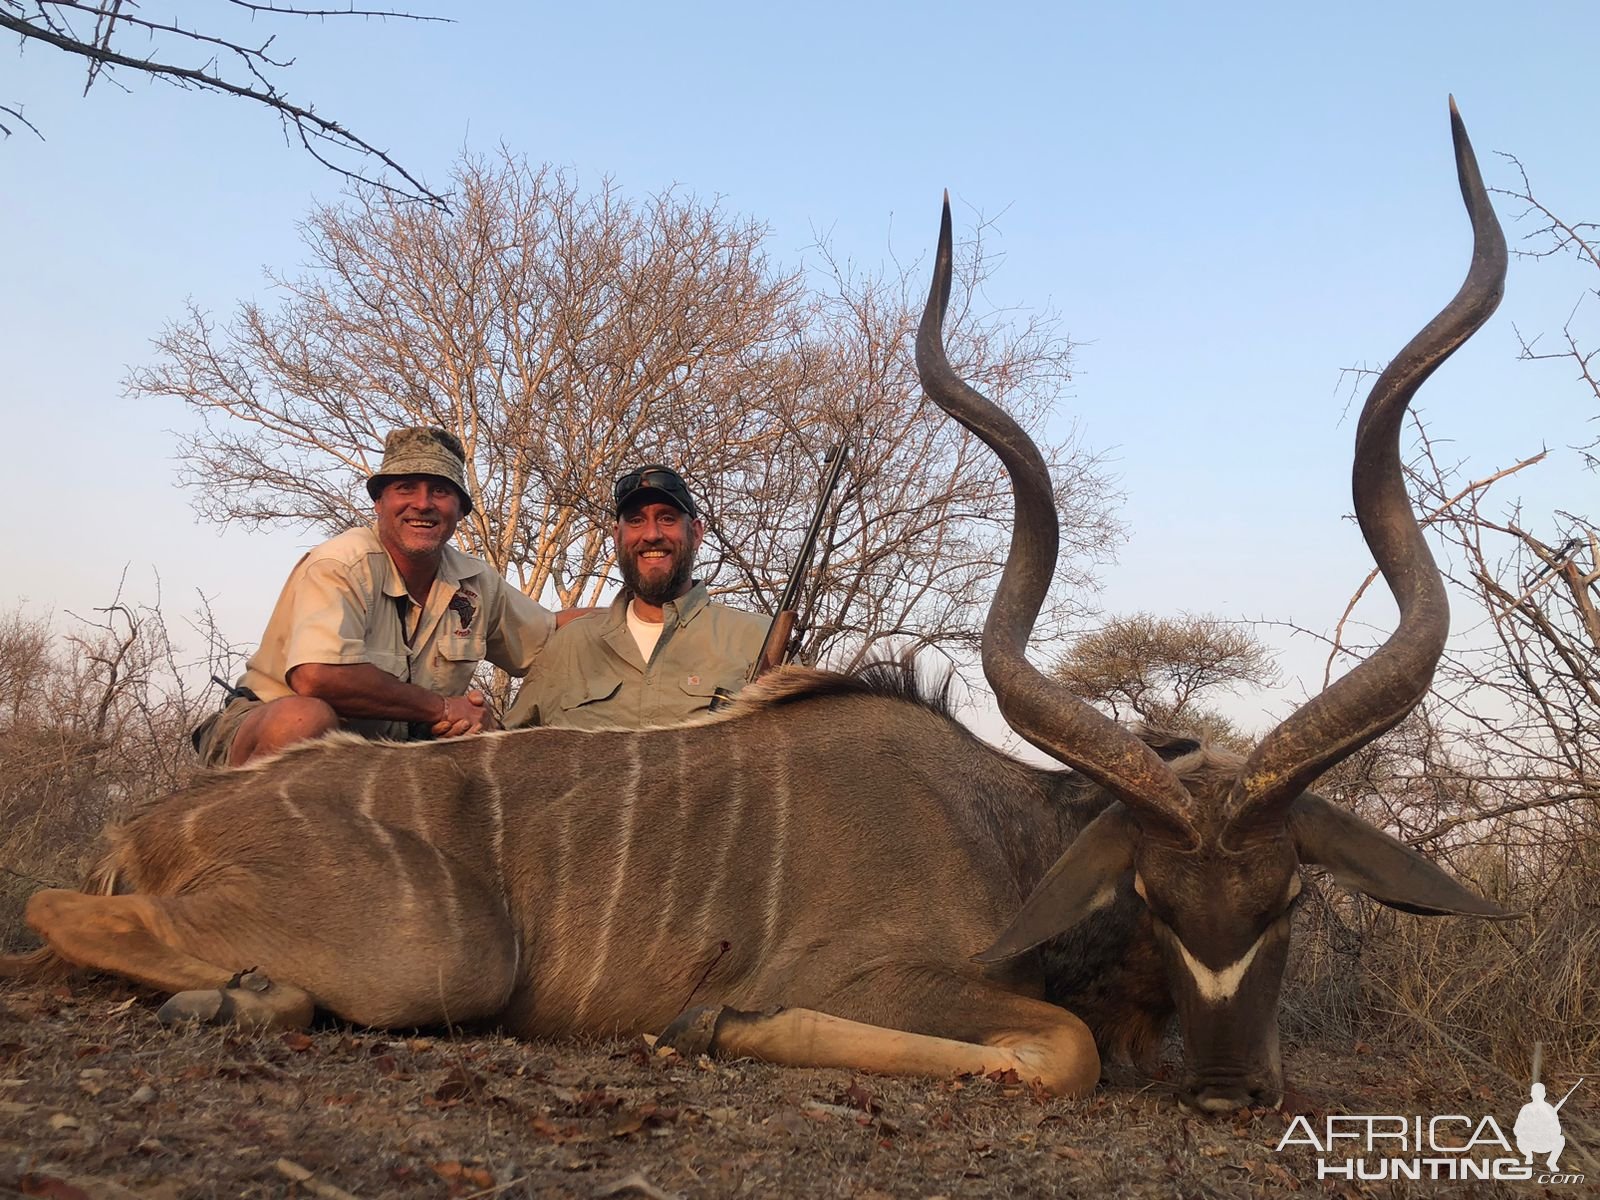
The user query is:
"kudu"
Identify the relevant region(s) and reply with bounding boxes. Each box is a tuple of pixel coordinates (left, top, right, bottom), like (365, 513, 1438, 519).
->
(4, 102, 1512, 1111)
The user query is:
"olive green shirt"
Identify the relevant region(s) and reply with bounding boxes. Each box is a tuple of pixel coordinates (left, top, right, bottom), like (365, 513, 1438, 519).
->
(506, 582, 768, 730)
(237, 526, 554, 740)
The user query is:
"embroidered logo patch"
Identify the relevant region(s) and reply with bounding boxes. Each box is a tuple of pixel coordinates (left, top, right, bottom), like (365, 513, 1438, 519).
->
(449, 590, 478, 634)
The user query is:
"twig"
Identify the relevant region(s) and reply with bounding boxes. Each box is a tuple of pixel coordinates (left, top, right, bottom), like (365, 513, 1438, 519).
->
(0, 5, 448, 206)
(594, 1173, 684, 1200)
(274, 1158, 363, 1200)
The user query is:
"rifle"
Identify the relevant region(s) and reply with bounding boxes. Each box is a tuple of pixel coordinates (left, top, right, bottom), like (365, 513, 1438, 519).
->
(747, 440, 851, 683)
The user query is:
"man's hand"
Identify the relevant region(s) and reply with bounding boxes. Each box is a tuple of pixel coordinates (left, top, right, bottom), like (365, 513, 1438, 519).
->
(431, 689, 500, 739)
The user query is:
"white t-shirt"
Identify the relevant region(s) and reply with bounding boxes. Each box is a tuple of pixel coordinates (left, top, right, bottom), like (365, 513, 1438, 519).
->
(626, 601, 665, 664)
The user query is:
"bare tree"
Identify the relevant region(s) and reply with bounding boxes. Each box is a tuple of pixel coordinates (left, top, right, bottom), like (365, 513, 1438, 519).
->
(1, 0, 446, 204)
(0, 585, 240, 939)
(1050, 612, 1276, 749)
(129, 157, 1120, 674)
(705, 222, 1119, 670)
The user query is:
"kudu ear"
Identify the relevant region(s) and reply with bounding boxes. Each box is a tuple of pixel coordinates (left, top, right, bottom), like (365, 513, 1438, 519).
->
(973, 805, 1141, 963)
(1289, 794, 1516, 919)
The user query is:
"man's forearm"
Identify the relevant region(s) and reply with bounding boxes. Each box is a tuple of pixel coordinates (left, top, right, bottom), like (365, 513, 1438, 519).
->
(287, 662, 446, 723)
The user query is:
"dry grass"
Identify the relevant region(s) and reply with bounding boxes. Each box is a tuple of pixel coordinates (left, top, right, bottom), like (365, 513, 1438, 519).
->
(1283, 841, 1599, 1091)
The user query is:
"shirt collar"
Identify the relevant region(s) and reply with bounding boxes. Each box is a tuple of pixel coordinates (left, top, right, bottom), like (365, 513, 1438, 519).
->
(616, 580, 710, 625)
(373, 528, 477, 598)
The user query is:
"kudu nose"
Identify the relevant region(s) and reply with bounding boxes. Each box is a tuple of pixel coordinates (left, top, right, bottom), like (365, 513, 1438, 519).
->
(1181, 1082, 1282, 1114)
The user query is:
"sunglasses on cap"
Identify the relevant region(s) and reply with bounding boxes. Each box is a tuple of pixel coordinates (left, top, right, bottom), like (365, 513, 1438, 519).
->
(613, 465, 697, 518)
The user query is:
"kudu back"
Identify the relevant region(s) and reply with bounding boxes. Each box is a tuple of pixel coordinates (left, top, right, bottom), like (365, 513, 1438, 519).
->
(4, 101, 1512, 1111)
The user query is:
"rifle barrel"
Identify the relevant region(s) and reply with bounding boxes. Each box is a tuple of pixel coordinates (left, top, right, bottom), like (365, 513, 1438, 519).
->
(749, 440, 851, 681)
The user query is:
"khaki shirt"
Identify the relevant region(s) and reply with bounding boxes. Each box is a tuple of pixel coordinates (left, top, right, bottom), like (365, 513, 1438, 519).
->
(238, 526, 554, 740)
(506, 582, 768, 730)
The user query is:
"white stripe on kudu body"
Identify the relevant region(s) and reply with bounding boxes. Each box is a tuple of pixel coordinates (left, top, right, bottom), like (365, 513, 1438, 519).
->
(641, 731, 698, 975)
(762, 735, 790, 956)
(577, 737, 641, 1021)
(358, 770, 378, 820)
(689, 735, 745, 953)
(278, 788, 310, 830)
(361, 814, 420, 919)
(481, 736, 506, 880)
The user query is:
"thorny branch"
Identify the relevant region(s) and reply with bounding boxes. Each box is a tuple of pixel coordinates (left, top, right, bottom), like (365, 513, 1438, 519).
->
(1322, 423, 1545, 689)
(1493, 151, 1600, 465)
(1, 1, 449, 206)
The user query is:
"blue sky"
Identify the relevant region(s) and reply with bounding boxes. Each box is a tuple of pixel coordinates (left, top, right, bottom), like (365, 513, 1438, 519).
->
(3, 2, 1596, 731)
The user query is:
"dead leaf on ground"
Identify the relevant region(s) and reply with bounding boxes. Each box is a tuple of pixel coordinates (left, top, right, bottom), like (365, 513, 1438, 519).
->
(16, 1175, 93, 1200)
(430, 1160, 494, 1189)
(608, 1103, 679, 1138)
(567, 1086, 625, 1117)
(431, 1064, 483, 1105)
(528, 1113, 592, 1144)
(767, 1108, 813, 1137)
(371, 1052, 408, 1078)
(840, 1081, 880, 1113)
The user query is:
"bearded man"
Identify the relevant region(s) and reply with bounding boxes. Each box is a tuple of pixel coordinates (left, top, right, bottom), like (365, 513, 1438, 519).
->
(504, 464, 767, 730)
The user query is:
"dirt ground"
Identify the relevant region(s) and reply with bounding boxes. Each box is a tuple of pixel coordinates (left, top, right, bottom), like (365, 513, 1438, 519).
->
(0, 979, 1588, 1200)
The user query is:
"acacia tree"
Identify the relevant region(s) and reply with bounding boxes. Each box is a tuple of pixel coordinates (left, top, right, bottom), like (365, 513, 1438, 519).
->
(1050, 612, 1276, 749)
(1, 0, 445, 203)
(130, 155, 1118, 673)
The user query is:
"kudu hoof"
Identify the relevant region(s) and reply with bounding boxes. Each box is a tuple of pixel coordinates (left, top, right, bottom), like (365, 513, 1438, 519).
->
(158, 969, 285, 1032)
(657, 1005, 725, 1057)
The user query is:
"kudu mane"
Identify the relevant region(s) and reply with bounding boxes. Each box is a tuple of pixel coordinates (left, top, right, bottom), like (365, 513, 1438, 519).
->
(731, 656, 960, 720)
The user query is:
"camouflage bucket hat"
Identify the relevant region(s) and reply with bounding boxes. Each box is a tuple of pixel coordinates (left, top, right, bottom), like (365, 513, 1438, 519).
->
(365, 427, 474, 515)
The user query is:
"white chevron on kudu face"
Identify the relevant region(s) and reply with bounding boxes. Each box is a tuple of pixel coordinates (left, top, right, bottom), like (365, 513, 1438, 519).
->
(1174, 935, 1263, 1004)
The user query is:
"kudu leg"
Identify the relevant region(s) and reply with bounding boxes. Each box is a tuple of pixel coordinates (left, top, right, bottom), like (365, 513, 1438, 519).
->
(23, 888, 315, 1030)
(662, 989, 1100, 1097)
(25, 874, 520, 1032)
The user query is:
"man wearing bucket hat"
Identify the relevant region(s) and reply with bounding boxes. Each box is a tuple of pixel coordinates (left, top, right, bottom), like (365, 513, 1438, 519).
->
(503, 463, 767, 731)
(193, 427, 557, 766)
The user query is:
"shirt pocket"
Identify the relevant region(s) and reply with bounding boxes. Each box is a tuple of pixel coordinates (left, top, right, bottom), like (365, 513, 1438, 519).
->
(432, 631, 488, 694)
(675, 673, 726, 711)
(557, 669, 623, 713)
